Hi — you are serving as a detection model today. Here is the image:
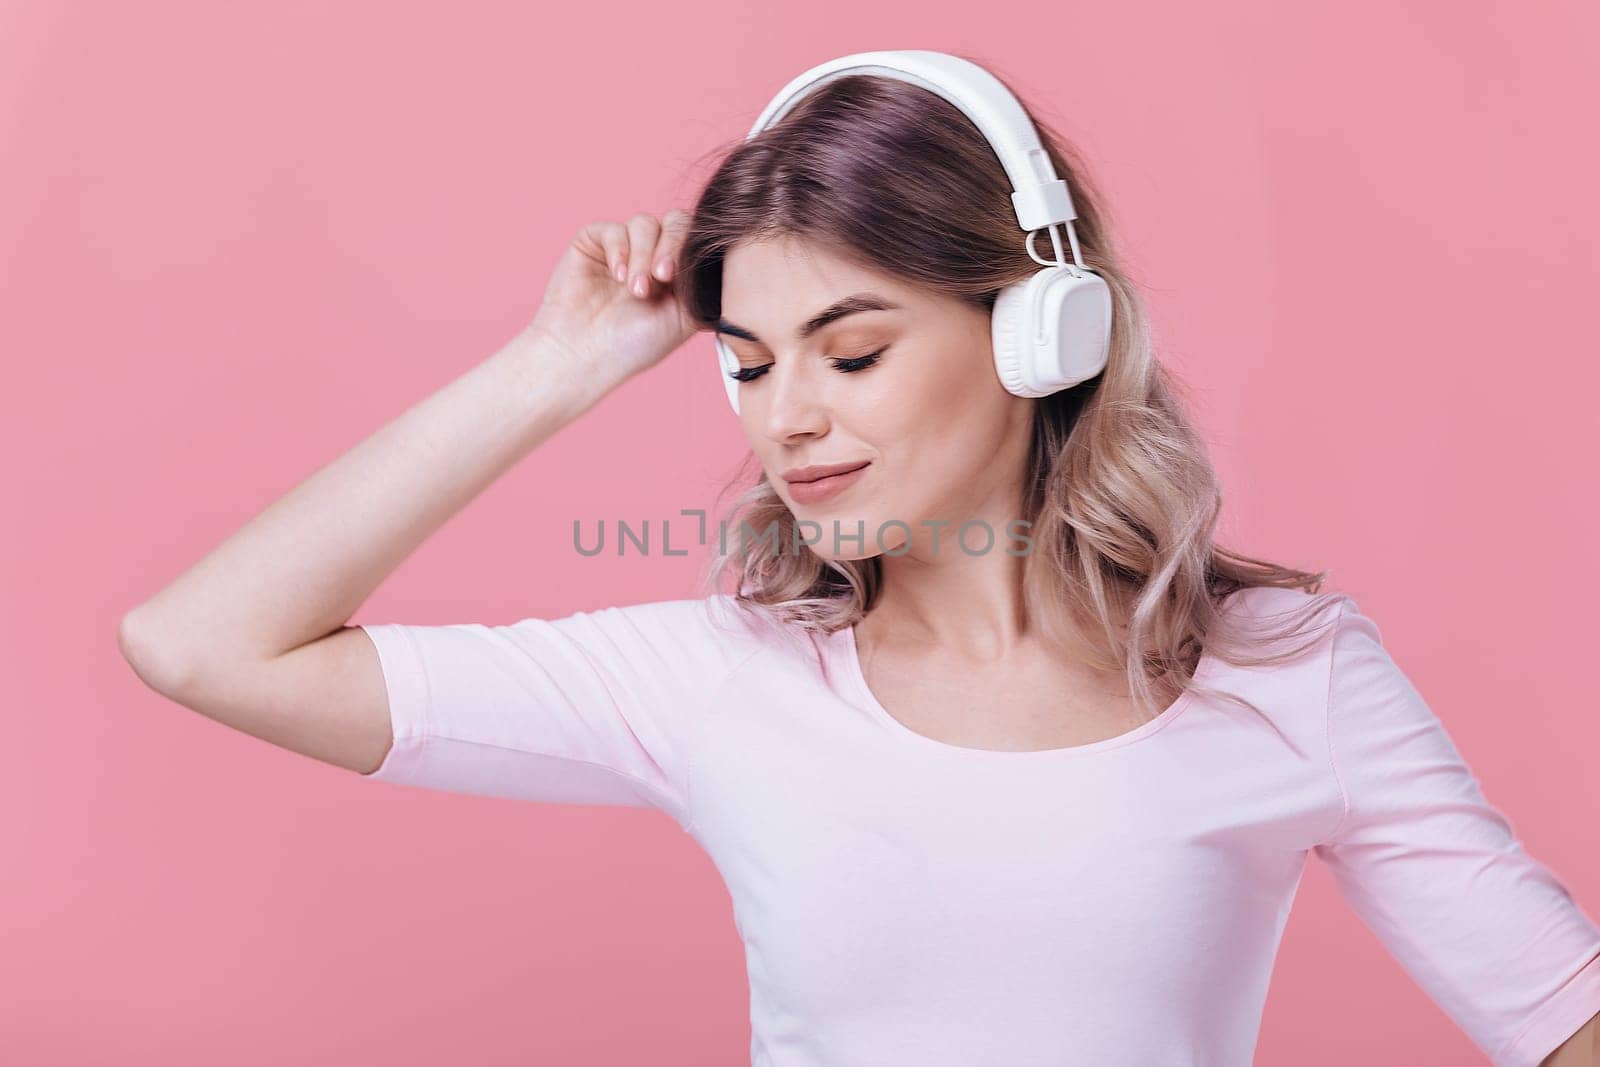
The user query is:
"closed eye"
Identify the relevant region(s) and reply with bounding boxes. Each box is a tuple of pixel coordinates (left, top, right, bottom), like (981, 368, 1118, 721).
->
(728, 347, 887, 383)
(830, 349, 885, 374)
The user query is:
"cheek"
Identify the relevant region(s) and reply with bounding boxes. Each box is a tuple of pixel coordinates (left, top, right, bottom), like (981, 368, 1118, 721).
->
(862, 387, 994, 500)
(893, 365, 1019, 499)
(893, 343, 1010, 448)
(859, 344, 977, 432)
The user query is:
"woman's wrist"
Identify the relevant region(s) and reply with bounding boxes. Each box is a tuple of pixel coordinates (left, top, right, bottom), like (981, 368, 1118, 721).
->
(496, 325, 625, 427)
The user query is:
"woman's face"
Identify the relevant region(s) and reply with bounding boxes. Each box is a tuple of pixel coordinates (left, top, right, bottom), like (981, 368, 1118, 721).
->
(718, 235, 1032, 561)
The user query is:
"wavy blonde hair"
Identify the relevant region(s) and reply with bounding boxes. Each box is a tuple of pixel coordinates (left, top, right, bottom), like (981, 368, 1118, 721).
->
(676, 59, 1349, 724)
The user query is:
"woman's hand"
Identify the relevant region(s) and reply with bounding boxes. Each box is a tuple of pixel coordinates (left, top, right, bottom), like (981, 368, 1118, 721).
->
(521, 209, 700, 394)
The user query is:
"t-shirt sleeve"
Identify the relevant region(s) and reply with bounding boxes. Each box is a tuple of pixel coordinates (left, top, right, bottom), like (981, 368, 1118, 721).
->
(1312, 599, 1600, 1067)
(355, 594, 753, 831)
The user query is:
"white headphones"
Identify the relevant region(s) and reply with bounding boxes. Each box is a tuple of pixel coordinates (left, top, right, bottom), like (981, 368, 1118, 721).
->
(713, 49, 1113, 417)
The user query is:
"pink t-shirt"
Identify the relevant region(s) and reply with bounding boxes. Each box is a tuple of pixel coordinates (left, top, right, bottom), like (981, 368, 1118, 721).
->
(358, 585, 1600, 1066)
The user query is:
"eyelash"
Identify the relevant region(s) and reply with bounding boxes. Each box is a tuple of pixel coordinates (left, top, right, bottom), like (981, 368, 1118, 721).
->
(728, 348, 887, 383)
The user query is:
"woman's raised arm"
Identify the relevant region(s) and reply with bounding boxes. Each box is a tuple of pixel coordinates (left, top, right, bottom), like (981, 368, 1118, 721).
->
(117, 210, 698, 775)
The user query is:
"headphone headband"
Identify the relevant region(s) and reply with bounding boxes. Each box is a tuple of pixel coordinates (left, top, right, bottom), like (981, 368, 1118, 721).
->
(745, 50, 1078, 235)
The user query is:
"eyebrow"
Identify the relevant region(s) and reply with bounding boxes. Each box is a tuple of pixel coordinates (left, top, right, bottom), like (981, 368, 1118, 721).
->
(716, 292, 901, 345)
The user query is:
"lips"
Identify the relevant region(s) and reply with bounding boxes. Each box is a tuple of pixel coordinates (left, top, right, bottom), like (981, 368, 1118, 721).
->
(783, 461, 871, 484)
(784, 461, 870, 505)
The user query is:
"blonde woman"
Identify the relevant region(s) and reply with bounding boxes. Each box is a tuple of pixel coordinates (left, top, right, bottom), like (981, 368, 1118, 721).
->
(121, 54, 1600, 1067)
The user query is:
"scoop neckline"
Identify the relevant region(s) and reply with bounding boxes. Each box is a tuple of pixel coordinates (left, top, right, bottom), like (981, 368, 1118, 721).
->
(833, 621, 1217, 759)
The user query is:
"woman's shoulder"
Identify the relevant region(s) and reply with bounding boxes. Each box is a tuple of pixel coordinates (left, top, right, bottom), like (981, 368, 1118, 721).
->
(1218, 584, 1359, 636)
(1204, 583, 1367, 680)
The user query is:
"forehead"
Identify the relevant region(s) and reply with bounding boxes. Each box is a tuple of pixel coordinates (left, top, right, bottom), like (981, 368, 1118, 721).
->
(721, 236, 912, 323)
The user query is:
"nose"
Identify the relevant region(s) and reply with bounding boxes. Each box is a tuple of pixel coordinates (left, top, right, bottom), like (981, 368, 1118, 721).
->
(755, 355, 828, 443)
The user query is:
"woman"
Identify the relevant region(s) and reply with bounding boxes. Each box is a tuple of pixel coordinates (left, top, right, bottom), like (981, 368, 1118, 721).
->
(120, 60, 1600, 1066)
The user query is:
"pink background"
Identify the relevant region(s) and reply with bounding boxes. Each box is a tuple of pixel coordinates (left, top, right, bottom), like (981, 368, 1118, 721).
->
(5, 3, 1597, 1064)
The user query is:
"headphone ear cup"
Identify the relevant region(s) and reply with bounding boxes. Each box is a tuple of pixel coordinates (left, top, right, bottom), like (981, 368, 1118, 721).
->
(993, 267, 1113, 398)
(715, 336, 741, 415)
(1039, 267, 1112, 390)
(990, 280, 1036, 397)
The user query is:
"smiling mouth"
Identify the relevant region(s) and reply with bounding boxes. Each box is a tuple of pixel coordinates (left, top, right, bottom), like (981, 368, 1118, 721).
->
(784, 462, 871, 504)
(786, 462, 870, 484)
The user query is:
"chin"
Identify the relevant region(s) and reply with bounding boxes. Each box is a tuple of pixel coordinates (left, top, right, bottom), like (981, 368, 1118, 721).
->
(784, 507, 906, 562)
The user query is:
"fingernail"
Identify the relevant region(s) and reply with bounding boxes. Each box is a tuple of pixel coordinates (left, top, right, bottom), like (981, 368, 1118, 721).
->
(654, 259, 672, 280)
(614, 263, 626, 282)
(630, 274, 647, 296)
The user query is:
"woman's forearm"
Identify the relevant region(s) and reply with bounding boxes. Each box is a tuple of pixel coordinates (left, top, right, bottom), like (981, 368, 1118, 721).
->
(120, 327, 606, 693)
